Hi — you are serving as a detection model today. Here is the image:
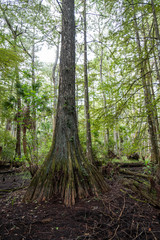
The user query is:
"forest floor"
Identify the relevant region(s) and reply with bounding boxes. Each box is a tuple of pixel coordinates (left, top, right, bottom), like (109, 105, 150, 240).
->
(0, 165, 160, 240)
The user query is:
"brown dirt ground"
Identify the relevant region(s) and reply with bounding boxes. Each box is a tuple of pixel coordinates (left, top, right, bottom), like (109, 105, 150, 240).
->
(0, 170, 160, 240)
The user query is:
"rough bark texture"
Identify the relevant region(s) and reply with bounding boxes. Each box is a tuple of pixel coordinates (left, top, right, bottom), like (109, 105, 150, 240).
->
(24, 0, 108, 207)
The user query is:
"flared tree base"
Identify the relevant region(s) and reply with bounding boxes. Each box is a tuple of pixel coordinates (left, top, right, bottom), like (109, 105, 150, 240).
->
(24, 143, 109, 206)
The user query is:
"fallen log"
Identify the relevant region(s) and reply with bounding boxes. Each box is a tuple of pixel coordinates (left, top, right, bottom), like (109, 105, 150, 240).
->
(119, 169, 150, 179)
(0, 170, 16, 174)
(122, 178, 160, 208)
(133, 181, 160, 208)
(118, 162, 145, 168)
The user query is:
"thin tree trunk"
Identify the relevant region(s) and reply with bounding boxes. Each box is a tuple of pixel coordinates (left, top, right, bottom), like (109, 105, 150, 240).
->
(146, 20, 160, 84)
(22, 126, 27, 157)
(52, 39, 60, 130)
(5, 119, 11, 131)
(99, 43, 110, 154)
(132, 1, 159, 164)
(142, 18, 160, 144)
(15, 96, 21, 159)
(151, 0, 160, 63)
(83, 0, 93, 163)
(14, 39, 21, 160)
(31, 43, 38, 164)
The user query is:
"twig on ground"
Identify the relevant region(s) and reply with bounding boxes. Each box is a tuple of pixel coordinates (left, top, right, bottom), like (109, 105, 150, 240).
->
(109, 225, 119, 240)
(150, 230, 158, 240)
(108, 202, 116, 217)
(118, 196, 125, 221)
(133, 231, 144, 240)
(28, 224, 32, 234)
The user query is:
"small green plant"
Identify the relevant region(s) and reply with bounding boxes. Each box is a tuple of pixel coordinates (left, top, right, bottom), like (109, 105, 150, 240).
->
(121, 156, 128, 161)
(0, 128, 16, 162)
(144, 165, 151, 174)
(145, 158, 150, 166)
(11, 197, 16, 206)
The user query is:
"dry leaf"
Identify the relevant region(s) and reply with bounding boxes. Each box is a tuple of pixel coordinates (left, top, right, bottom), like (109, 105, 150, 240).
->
(41, 218, 52, 223)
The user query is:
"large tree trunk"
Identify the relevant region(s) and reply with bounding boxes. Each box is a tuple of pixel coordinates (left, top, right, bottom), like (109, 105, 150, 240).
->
(24, 0, 108, 207)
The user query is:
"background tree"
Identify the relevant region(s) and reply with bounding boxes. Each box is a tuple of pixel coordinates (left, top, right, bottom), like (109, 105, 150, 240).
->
(83, 0, 93, 162)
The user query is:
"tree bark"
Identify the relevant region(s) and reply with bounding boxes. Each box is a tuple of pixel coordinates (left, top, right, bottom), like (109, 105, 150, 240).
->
(22, 126, 27, 157)
(31, 42, 38, 165)
(15, 96, 21, 159)
(24, 0, 108, 207)
(142, 18, 160, 145)
(132, 1, 159, 164)
(83, 0, 93, 163)
(151, 0, 160, 63)
(99, 43, 110, 154)
(52, 38, 60, 130)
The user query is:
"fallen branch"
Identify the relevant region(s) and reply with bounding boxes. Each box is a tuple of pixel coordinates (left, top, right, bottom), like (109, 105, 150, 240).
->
(0, 185, 27, 193)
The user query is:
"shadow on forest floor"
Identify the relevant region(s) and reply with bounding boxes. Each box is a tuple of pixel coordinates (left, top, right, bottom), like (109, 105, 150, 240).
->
(0, 167, 160, 240)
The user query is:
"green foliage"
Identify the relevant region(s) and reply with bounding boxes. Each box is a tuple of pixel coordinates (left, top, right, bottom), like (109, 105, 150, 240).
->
(37, 120, 53, 164)
(0, 128, 16, 162)
(0, 48, 23, 68)
(0, 0, 159, 168)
